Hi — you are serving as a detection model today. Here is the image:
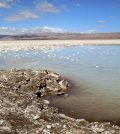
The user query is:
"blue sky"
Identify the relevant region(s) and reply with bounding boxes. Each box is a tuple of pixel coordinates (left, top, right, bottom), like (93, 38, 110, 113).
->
(0, 0, 120, 34)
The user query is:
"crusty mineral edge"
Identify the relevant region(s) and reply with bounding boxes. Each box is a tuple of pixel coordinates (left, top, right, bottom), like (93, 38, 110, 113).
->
(0, 39, 120, 52)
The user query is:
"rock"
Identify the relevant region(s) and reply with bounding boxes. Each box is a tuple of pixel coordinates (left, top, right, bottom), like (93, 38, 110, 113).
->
(33, 115, 40, 120)
(0, 74, 8, 80)
(43, 100, 50, 105)
(76, 119, 86, 123)
(57, 91, 65, 95)
(59, 80, 69, 90)
(0, 69, 70, 97)
(47, 72, 60, 80)
(63, 125, 66, 128)
(46, 125, 52, 129)
(0, 120, 12, 133)
(59, 114, 75, 121)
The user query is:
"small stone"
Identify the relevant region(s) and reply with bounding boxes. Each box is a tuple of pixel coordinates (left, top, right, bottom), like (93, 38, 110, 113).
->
(76, 119, 86, 123)
(57, 91, 64, 95)
(33, 115, 40, 120)
(59, 114, 75, 121)
(63, 125, 66, 128)
(43, 100, 50, 105)
(59, 80, 68, 90)
(0, 126, 12, 132)
(46, 125, 51, 129)
(0, 119, 4, 125)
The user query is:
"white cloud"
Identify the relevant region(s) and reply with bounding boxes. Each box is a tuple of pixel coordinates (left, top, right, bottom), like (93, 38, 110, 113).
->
(87, 29, 97, 33)
(97, 20, 106, 29)
(4, 11, 39, 22)
(0, 26, 65, 35)
(0, 27, 16, 35)
(40, 26, 64, 33)
(98, 20, 106, 29)
(18, 26, 64, 34)
(37, 1, 59, 13)
(0, 0, 17, 8)
(5, 0, 16, 2)
(98, 20, 105, 23)
(0, 1, 10, 8)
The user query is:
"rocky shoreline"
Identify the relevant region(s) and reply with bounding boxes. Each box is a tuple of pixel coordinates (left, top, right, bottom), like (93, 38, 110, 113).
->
(0, 69, 120, 134)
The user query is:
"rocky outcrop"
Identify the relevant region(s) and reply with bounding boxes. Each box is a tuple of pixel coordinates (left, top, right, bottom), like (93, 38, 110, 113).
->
(0, 69, 70, 97)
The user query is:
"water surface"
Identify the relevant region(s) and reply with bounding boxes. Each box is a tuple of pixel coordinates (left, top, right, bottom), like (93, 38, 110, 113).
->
(0, 45, 120, 123)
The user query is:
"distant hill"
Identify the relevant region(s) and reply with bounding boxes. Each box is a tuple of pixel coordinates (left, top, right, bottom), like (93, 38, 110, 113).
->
(0, 33, 120, 40)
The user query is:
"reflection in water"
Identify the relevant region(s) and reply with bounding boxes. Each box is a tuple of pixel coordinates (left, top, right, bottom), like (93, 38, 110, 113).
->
(0, 45, 120, 122)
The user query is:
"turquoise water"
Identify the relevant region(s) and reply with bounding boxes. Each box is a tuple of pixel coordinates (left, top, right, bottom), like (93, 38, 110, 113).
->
(0, 45, 120, 122)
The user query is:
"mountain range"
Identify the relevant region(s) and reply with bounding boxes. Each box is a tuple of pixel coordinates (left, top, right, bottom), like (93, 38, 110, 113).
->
(0, 33, 120, 40)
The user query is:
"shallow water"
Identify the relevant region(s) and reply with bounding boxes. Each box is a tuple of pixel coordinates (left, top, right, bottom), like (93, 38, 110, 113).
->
(0, 45, 120, 122)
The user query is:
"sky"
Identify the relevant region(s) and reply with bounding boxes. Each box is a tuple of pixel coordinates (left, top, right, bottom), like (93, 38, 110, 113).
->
(0, 0, 120, 35)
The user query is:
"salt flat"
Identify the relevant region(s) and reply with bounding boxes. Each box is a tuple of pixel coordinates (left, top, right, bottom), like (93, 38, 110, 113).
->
(0, 39, 120, 52)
